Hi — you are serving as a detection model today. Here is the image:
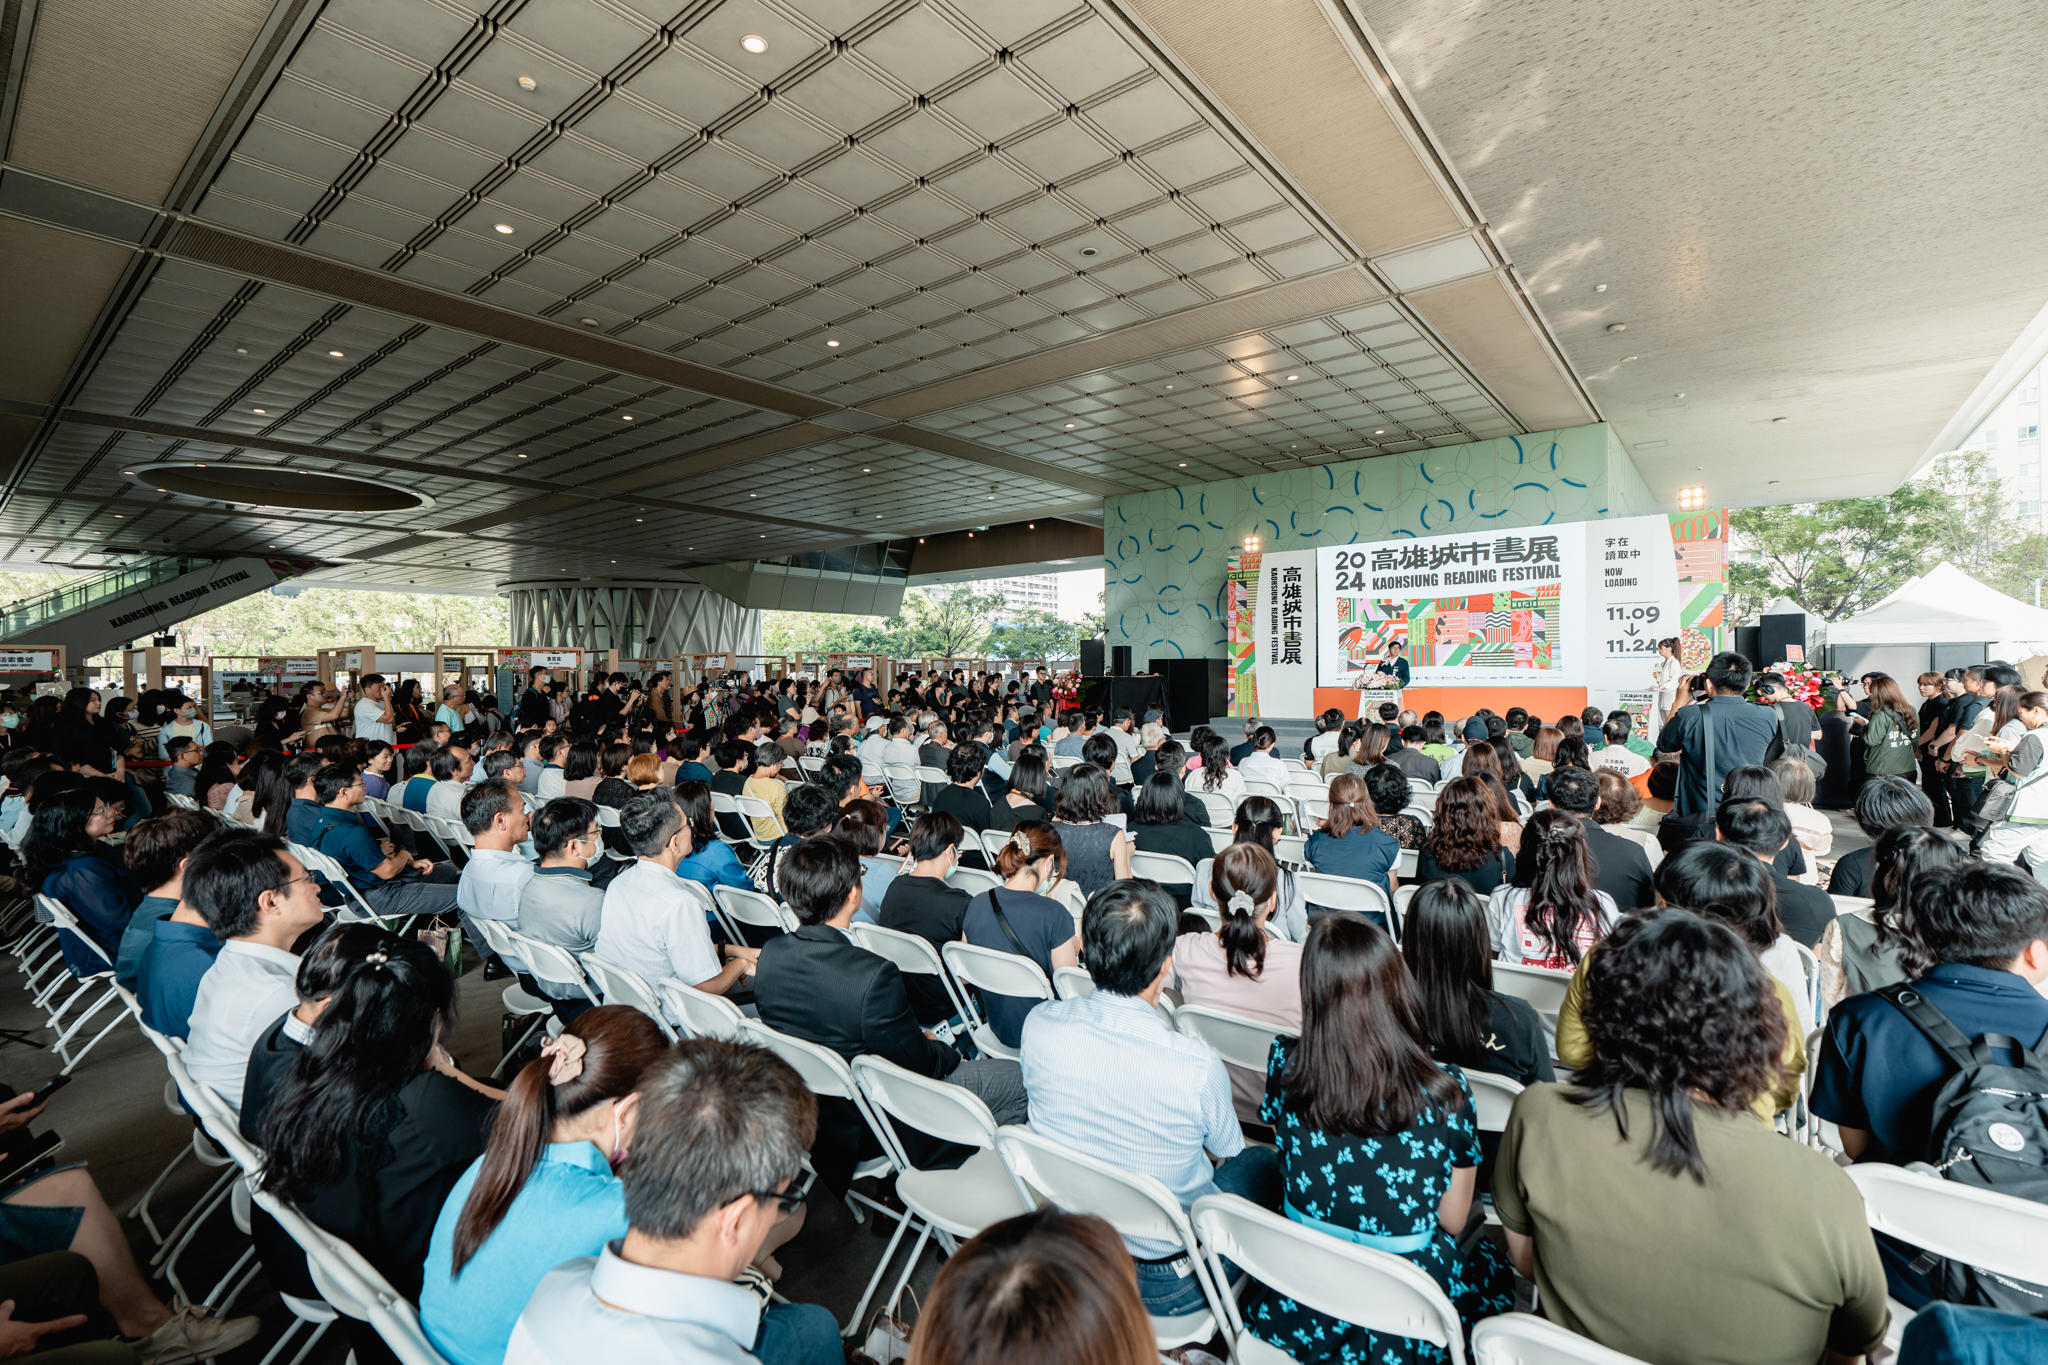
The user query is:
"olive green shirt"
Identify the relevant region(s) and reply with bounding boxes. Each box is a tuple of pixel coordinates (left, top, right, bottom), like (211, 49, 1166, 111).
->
(1493, 1085, 1887, 1365)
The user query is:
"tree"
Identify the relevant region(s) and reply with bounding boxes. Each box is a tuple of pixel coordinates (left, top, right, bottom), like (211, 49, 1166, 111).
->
(1077, 588, 1106, 641)
(988, 609, 1079, 661)
(899, 586, 1006, 658)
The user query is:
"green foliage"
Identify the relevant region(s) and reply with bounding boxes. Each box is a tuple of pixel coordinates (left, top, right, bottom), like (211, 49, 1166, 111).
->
(1729, 451, 2021, 623)
(987, 609, 1080, 661)
(760, 585, 1009, 661)
(84, 586, 510, 664)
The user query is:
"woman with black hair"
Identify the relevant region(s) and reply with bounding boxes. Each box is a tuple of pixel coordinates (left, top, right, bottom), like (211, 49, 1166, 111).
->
(988, 746, 1051, 832)
(1364, 763, 1425, 848)
(1128, 770, 1214, 878)
(1416, 777, 1515, 894)
(1817, 824, 1968, 1010)
(1190, 795, 1305, 940)
(672, 780, 753, 893)
(1718, 763, 1808, 879)
(1173, 843, 1302, 1120)
(1485, 809, 1617, 969)
(1494, 910, 1886, 1365)
(231, 748, 286, 826)
(1246, 913, 1513, 1364)
(559, 739, 601, 800)
(257, 929, 501, 1305)
(1049, 763, 1131, 895)
(25, 784, 140, 976)
(421, 1007, 672, 1365)
(1402, 879, 1553, 1085)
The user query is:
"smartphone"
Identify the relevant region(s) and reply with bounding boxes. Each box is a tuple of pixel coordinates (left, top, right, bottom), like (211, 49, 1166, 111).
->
(27, 1075, 70, 1106)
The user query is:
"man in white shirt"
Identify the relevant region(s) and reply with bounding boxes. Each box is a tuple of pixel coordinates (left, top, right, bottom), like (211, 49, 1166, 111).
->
(1236, 727, 1292, 788)
(507, 1040, 840, 1365)
(597, 792, 757, 1005)
(352, 673, 396, 744)
(879, 716, 920, 772)
(181, 830, 328, 1112)
(424, 744, 475, 824)
(456, 777, 533, 976)
(1020, 880, 1279, 1317)
(855, 722, 891, 780)
(1107, 708, 1141, 770)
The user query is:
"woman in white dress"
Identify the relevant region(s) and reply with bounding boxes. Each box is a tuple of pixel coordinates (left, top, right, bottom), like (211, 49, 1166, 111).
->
(1651, 636, 1683, 730)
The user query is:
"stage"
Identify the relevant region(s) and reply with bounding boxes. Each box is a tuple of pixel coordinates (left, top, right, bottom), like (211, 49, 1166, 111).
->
(1315, 685, 1590, 721)
(1076, 674, 1168, 717)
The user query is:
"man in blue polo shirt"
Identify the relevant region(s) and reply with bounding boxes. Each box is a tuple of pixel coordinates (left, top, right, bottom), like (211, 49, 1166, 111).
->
(1653, 651, 1782, 817)
(1811, 860, 2048, 1301)
(305, 763, 461, 921)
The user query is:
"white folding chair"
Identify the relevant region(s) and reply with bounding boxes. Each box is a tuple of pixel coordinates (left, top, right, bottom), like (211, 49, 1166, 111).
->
(1297, 795, 1331, 825)
(465, 917, 556, 1075)
(1173, 1002, 1297, 1074)
(998, 1126, 1230, 1350)
(847, 921, 974, 1024)
(656, 976, 749, 1040)
(1399, 804, 1436, 829)
(1187, 790, 1238, 826)
(940, 940, 1051, 1060)
(740, 1021, 916, 1335)
(166, 793, 200, 811)
(915, 764, 950, 790)
(505, 931, 600, 1005)
(1192, 1192, 1467, 1365)
(713, 884, 797, 941)
(882, 762, 922, 808)
(1297, 870, 1398, 932)
(1130, 849, 1199, 888)
(1470, 1313, 1653, 1364)
(1464, 1069, 1524, 1133)
(1846, 1162, 2048, 1353)
(1241, 778, 1288, 802)
(592, 803, 633, 861)
(1273, 834, 1308, 868)
(1052, 964, 1095, 1000)
(733, 792, 784, 842)
(1043, 878, 1087, 922)
(851, 1055, 1034, 1315)
(1397, 847, 1419, 878)
(1492, 961, 1573, 1054)
(1204, 826, 1236, 855)
(32, 894, 135, 1072)
(1830, 894, 1876, 918)
(944, 865, 1003, 897)
(577, 953, 679, 1041)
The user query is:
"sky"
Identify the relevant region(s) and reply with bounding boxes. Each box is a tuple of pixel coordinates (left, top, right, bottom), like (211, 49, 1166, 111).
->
(1056, 567, 1105, 622)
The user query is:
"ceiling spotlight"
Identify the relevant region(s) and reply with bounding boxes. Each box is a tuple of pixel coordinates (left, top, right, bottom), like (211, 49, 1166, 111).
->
(580, 317, 599, 328)
(740, 33, 767, 53)
(1165, 384, 1173, 389)
(328, 349, 344, 357)
(1081, 247, 1097, 257)
(636, 518, 643, 522)
(1607, 323, 1626, 333)
(876, 514, 883, 519)
(518, 75, 536, 90)
(621, 414, 633, 421)
(516, 453, 527, 458)
(750, 492, 757, 497)
(234, 346, 248, 355)
(1286, 375, 1298, 381)
(862, 467, 871, 473)
(826, 339, 840, 347)
(1374, 429, 1385, 435)
(123, 470, 133, 474)
(1622, 355, 1638, 362)
(967, 532, 973, 537)
(494, 223, 515, 234)
(1178, 462, 1187, 467)
(1678, 485, 1706, 510)
(1028, 523, 1035, 529)
(1595, 283, 1608, 292)
(919, 537, 925, 543)
(114, 514, 123, 518)
(251, 407, 266, 414)
(1064, 422, 1076, 428)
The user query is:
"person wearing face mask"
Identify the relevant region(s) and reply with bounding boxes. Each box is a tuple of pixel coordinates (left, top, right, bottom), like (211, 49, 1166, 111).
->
(22, 785, 140, 977)
(421, 1008, 678, 1365)
(154, 691, 213, 758)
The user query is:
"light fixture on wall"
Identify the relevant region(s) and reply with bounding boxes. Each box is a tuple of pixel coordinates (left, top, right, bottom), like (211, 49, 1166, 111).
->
(1678, 486, 1706, 510)
(1243, 534, 1261, 553)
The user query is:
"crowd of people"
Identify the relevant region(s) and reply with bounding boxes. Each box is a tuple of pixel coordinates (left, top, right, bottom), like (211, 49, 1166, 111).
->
(0, 649, 2039, 1365)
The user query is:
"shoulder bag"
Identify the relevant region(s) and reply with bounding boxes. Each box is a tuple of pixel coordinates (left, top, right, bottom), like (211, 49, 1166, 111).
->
(1657, 705, 1720, 854)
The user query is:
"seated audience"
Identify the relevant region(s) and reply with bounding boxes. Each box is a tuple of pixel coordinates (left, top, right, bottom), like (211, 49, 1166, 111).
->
(421, 1008, 671, 1365)
(1517, 766, 1655, 908)
(1192, 797, 1306, 941)
(112, 809, 212, 991)
(1403, 879, 1554, 1085)
(162, 736, 201, 799)
(597, 791, 757, 999)
(1365, 763, 1426, 848)
(929, 742, 994, 833)
(1716, 796, 1834, 947)
(24, 787, 140, 978)
(305, 764, 461, 919)
(517, 798, 606, 969)
(987, 747, 1051, 832)
(1635, 758, 1677, 837)
(1048, 764, 1131, 896)
(1172, 844, 1303, 1120)
(239, 926, 368, 1143)
(425, 744, 476, 824)
(1817, 825, 1967, 1010)
(1417, 777, 1517, 893)
(832, 799, 897, 923)
(1771, 755, 1832, 873)
(1303, 771, 1400, 901)
(673, 781, 753, 893)
(179, 830, 328, 1111)
(1126, 772, 1211, 901)
(1188, 732, 1246, 811)
(1494, 909, 1887, 1365)
(455, 777, 534, 974)
(1236, 726, 1290, 787)
(906, 1209, 1156, 1365)
(1828, 774, 1933, 899)
(559, 740, 602, 802)
(506, 1039, 840, 1365)
(877, 812, 973, 1026)
(1249, 911, 1512, 1361)
(753, 837, 1027, 1191)
(1590, 769, 1661, 869)
(743, 742, 789, 842)
(535, 735, 570, 802)
(1486, 809, 1620, 969)
(195, 741, 241, 811)
(1590, 715, 1650, 779)
(1019, 879, 1279, 1316)
(961, 824, 1079, 1048)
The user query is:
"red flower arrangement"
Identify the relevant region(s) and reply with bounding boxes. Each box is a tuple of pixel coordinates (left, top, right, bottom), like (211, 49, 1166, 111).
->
(1050, 671, 1081, 708)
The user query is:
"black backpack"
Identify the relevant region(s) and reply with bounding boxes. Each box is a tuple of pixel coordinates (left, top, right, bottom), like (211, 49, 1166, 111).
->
(1878, 983, 2048, 1314)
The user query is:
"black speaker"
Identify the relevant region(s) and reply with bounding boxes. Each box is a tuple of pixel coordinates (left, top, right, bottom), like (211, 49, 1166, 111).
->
(1734, 625, 1761, 667)
(1150, 658, 1227, 732)
(1078, 639, 1105, 676)
(1110, 645, 1132, 676)
(1759, 612, 1806, 668)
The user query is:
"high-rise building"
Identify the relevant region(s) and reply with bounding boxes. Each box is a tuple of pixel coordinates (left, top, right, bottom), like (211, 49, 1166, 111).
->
(1962, 362, 2045, 524)
(979, 574, 1060, 616)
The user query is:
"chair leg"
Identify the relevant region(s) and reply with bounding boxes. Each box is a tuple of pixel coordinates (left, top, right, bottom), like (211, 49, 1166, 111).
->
(53, 987, 128, 1072)
(201, 1244, 258, 1315)
(491, 1013, 547, 1080)
(126, 1139, 197, 1245)
(879, 1221, 935, 1331)
(149, 1165, 236, 1276)
(843, 1207, 918, 1338)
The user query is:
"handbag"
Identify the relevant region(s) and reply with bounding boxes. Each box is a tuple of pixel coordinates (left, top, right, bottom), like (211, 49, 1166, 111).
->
(1964, 739, 2048, 832)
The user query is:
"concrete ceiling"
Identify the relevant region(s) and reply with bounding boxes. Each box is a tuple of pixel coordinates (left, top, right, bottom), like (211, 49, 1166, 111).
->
(0, 0, 2038, 594)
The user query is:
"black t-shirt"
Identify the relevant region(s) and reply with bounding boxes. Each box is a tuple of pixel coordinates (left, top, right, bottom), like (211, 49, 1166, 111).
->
(1428, 992, 1557, 1087)
(1827, 846, 1873, 899)
(1774, 872, 1837, 948)
(931, 783, 993, 832)
(878, 874, 972, 1025)
(988, 798, 1049, 832)
(1917, 697, 1946, 746)
(1132, 818, 1215, 870)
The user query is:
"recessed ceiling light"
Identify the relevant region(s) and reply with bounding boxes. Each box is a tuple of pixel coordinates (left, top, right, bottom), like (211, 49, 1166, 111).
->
(636, 518, 643, 522)
(329, 349, 344, 358)
(252, 408, 266, 414)
(114, 514, 123, 518)
(1028, 523, 1035, 529)
(826, 339, 840, 347)
(876, 514, 882, 519)
(987, 494, 994, 500)
(750, 492, 757, 497)
(1595, 284, 1607, 292)
(863, 467, 870, 473)
(740, 33, 767, 53)
(123, 470, 133, 474)
(1178, 462, 1187, 467)
(621, 414, 633, 421)
(919, 537, 925, 543)
(518, 75, 536, 91)
(1772, 416, 1789, 424)
(1165, 384, 1173, 389)
(1064, 422, 1075, 428)
(1081, 247, 1097, 257)
(1286, 375, 1298, 381)
(580, 318, 599, 328)
(234, 347, 247, 355)
(1607, 323, 1626, 333)
(494, 223, 515, 234)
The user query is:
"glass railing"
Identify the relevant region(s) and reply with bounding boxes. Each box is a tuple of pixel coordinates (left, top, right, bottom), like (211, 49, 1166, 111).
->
(0, 556, 217, 640)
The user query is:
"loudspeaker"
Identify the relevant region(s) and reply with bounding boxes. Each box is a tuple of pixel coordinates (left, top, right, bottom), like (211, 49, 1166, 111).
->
(1078, 639, 1105, 676)
(1734, 625, 1761, 667)
(1150, 658, 1227, 732)
(1110, 645, 1132, 676)
(1759, 612, 1806, 668)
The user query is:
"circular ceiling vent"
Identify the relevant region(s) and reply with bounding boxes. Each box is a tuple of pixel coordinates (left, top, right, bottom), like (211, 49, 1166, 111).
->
(127, 464, 435, 512)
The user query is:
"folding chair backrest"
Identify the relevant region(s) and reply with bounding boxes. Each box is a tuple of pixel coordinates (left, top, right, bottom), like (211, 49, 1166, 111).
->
(852, 1053, 1002, 1155)
(1845, 1162, 2048, 1283)
(1204, 827, 1235, 856)
(1044, 879, 1086, 919)
(1273, 834, 1308, 868)
(657, 977, 748, 1040)
(1297, 871, 1394, 923)
(467, 915, 518, 962)
(1173, 1002, 1297, 1073)
(1464, 1069, 1524, 1132)
(1191, 1193, 1464, 1363)
(942, 940, 1053, 1005)
(999, 1126, 1216, 1289)
(739, 1018, 864, 1104)
(882, 764, 921, 805)
(1830, 894, 1876, 918)
(1187, 791, 1237, 826)
(1052, 964, 1095, 1000)
(1469, 1313, 1657, 1364)
(594, 804, 621, 828)
(578, 954, 674, 1035)
(1129, 850, 1198, 886)
(35, 895, 112, 971)
(915, 765, 949, 787)
(1296, 796, 1331, 824)
(1492, 962, 1573, 1017)
(944, 865, 1002, 897)
(1240, 779, 1287, 801)
(1399, 804, 1435, 829)
(167, 793, 200, 811)
(714, 885, 796, 934)
(507, 932, 596, 1001)
(1397, 847, 1419, 878)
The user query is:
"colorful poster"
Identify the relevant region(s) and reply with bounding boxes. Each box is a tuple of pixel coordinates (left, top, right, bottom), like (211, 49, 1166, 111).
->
(1669, 509, 1730, 669)
(1225, 547, 1261, 716)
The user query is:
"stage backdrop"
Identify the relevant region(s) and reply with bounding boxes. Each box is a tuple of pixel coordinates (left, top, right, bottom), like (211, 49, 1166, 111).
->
(1236, 514, 1724, 718)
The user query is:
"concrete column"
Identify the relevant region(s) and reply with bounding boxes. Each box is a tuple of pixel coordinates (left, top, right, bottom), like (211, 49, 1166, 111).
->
(502, 580, 761, 656)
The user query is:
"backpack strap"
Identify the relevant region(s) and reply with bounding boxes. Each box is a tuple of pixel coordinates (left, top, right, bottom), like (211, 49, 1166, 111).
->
(1877, 982, 1983, 1072)
(987, 890, 1033, 959)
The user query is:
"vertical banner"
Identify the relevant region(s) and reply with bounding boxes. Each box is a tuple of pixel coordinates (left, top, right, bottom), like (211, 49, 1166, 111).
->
(1249, 549, 1318, 717)
(1225, 546, 1261, 716)
(1669, 509, 1730, 670)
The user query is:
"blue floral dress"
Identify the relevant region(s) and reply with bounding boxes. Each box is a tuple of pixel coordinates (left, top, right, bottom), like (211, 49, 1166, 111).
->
(1251, 1037, 1513, 1364)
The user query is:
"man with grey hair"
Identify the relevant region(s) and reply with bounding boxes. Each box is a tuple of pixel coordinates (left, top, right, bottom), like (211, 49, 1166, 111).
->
(1131, 720, 1169, 786)
(506, 1039, 840, 1365)
(597, 791, 757, 1003)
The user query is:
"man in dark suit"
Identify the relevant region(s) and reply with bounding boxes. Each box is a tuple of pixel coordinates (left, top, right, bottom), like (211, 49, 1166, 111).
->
(1515, 767, 1655, 908)
(516, 665, 553, 730)
(751, 837, 1027, 1189)
(1716, 797, 1837, 948)
(1229, 720, 1259, 766)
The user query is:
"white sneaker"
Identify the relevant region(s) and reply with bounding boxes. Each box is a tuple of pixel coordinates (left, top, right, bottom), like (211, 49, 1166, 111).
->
(135, 1305, 262, 1365)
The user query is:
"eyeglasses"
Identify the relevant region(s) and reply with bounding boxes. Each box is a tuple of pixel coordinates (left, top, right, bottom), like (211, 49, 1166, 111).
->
(740, 1182, 807, 1216)
(278, 874, 320, 891)
(576, 829, 602, 845)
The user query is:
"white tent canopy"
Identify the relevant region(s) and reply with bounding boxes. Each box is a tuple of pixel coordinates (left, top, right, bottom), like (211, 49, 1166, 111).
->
(1830, 562, 2048, 658)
